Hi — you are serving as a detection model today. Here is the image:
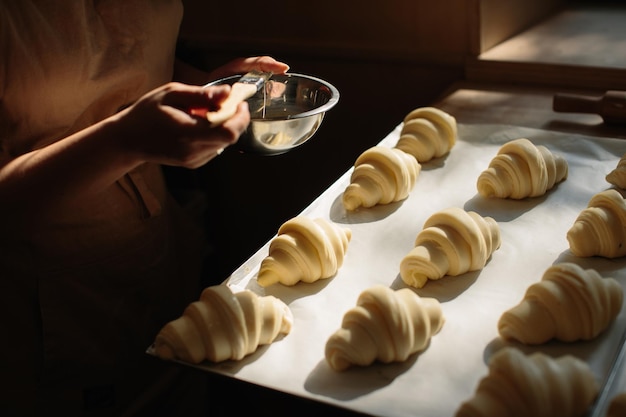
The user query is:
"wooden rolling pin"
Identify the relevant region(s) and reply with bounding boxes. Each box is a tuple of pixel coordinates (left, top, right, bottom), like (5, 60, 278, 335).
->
(553, 90, 626, 125)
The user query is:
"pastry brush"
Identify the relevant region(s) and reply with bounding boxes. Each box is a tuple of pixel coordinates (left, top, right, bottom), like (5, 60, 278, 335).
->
(206, 70, 272, 127)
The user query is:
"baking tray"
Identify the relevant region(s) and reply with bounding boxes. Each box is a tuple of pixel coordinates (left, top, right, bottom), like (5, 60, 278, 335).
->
(148, 123, 626, 417)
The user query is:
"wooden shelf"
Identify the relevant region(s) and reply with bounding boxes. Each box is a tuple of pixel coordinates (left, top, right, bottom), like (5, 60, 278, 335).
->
(467, 3, 626, 90)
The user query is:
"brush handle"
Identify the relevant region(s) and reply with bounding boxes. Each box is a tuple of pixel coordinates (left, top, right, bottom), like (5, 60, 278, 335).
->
(206, 82, 258, 127)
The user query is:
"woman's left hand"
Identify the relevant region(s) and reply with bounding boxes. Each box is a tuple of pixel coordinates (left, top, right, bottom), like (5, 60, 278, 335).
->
(208, 56, 290, 81)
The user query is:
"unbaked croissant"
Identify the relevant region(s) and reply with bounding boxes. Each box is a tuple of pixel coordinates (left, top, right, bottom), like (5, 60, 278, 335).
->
(342, 146, 421, 211)
(396, 106, 457, 162)
(498, 262, 623, 344)
(606, 153, 626, 189)
(400, 207, 501, 288)
(256, 216, 352, 287)
(455, 347, 599, 417)
(477, 138, 568, 199)
(325, 285, 444, 371)
(153, 284, 293, 364)
(567, 189, 626, 258)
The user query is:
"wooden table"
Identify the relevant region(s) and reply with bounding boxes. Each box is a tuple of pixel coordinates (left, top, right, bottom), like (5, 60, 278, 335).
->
(434, 81, 626, 141)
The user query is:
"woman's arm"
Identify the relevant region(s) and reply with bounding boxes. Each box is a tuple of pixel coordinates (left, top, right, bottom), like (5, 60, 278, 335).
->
(0, 56, 290, 221)
(0, 83, 248, 219)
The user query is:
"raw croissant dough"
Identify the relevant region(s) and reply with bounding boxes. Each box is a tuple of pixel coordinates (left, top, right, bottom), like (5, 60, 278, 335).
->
(498, 262, 623, 344)
(455, 347, 599, 417)
(325, 285, 444, 371)
(153, 284, 293, 364)
(342, 146, 421, 211)
(256, 216, 352, 287)
(477, 138, 568, 199)
(606, 153, 626, 189)
(395, 106, 457, 163)
(567, 189, 626, 258)
(400, 207, 501, 288)
(342, 107, 456, 211)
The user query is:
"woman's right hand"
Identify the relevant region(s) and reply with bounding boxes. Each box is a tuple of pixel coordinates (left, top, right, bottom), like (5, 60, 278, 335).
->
(112, 82, 250, 169)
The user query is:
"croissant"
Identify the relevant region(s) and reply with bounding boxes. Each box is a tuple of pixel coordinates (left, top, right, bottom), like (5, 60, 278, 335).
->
(256, 216, 352, 287)
(400, 207, 501, 288)
(153, 284, 293, 364)
(455, 347, 599, 417)
(476, 138, 568, 199)
(324, 285, 444, 371)
(342, 146, 421, 211)
(606, 153, 626, 189)
(395, 106, 457, 162)
(498, 262, 623, 344)
(608, 392, 626, 417)
(567, 189, 626, 258)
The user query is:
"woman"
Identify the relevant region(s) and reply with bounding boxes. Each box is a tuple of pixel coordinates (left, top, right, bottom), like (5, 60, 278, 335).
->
(0, 1, 289, 415)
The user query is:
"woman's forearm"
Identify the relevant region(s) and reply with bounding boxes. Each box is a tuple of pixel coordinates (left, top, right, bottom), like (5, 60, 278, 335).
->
(0, 114, 142, 217)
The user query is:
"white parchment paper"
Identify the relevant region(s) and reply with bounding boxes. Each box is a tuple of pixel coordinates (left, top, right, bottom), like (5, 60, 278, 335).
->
(154, 123, 626, 417)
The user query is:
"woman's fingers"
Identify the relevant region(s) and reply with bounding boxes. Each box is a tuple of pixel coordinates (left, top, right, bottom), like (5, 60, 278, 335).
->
(242, 56, 290, 74)
(160, 83, 231, 113)
(208, 56, 290, 81)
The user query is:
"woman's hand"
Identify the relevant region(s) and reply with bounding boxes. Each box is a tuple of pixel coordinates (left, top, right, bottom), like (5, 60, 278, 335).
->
(207, 56, 290, 81)
(113, 82, 249, 168)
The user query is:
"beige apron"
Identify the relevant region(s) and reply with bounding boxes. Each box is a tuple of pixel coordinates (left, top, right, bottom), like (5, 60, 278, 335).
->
(0, 1, 209, 415)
